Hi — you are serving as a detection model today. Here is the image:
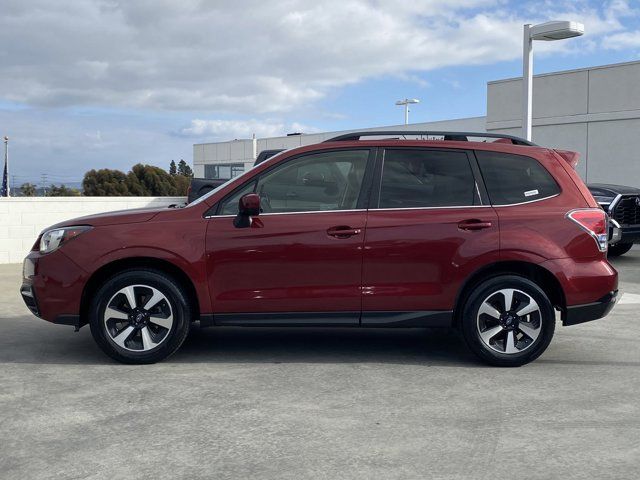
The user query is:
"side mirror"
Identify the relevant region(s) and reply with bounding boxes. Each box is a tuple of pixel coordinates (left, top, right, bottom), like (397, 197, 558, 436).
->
(234, 193, 260, 228)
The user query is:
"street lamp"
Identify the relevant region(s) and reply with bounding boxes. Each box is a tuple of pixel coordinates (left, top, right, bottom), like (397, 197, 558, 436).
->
(522, 21, 584, 141)
(395, 98, 420, 125)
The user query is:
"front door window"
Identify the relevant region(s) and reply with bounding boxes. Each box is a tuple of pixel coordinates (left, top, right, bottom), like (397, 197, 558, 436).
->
(254, 150, 369, 213)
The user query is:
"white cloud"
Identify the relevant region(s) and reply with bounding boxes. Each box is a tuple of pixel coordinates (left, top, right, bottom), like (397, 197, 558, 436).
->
(180, 119, 320, 139)
(1, 0, 634, 115)
(603, 31, 640, 50)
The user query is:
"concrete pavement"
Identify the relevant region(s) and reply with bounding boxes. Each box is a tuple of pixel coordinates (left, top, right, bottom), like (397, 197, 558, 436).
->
(1, 250, 639, 479)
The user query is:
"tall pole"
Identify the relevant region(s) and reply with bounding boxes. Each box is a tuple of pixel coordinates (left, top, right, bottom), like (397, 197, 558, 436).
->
(3, 136, 8, 197)
(252, 133, 257, 160)
(522, 24, 533, 141)
(396, 98, 419, 125)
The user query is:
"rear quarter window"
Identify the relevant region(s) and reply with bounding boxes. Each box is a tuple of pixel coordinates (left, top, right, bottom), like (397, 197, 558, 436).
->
(475, 151, 560, 205)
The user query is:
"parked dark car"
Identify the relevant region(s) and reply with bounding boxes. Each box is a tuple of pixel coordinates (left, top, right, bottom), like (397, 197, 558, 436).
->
(588, 183, 640, 257)
(187, 149, 284, 203)
(22, 131, 618, 366)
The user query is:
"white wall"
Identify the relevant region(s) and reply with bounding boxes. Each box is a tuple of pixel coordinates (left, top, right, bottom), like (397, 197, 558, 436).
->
(0, 197, 185, 264)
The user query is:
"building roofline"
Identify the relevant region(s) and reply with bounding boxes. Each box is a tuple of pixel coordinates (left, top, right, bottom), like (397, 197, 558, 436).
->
(488, 59, 640, 85)
(192, 116, 486, 146)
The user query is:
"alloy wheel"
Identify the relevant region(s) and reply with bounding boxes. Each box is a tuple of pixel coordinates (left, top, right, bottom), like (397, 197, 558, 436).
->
(476, 288, 542, 354)
(103, 284, 174, 352)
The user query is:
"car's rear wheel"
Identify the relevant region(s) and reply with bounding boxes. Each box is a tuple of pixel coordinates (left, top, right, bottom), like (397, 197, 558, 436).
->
(89, 269, 191, 364)
(460, 275, 555, 367)
(608, 242, 633, 257)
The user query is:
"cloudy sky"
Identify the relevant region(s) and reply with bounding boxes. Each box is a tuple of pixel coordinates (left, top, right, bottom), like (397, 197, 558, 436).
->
(1, 0, 639, 185)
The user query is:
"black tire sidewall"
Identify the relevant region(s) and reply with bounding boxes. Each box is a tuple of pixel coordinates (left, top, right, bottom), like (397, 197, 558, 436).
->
(461, 275, 555, 367)
(608, 242, 633, 257)
(89, 269, 191, 364)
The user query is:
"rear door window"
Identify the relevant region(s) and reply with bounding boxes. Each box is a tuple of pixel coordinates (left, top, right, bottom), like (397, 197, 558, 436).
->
(475, 151, 560, 205)
(377, 149, 477, 208)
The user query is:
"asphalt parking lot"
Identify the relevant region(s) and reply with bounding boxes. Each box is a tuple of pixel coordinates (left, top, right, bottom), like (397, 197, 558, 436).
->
(1, 251, 639, 480)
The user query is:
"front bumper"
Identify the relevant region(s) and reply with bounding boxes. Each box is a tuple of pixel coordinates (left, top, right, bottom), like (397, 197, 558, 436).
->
(21, 250, 88, 327)
(20, 281, 82, 328)
(20, 282, 40, 317)
(607, 220, 640, 245)
(617, 225, 640, 244)
(608, 219, 622, 245)
(564, 290, 618, 326)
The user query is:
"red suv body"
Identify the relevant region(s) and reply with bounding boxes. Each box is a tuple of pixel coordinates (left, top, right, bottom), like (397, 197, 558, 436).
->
(21, 132, 618, 365)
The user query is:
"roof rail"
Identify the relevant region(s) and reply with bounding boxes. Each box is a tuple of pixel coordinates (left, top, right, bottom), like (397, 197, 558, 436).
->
(323, 130, 536, 146)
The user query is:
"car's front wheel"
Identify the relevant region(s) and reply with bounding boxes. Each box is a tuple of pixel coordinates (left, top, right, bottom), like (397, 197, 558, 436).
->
(460, 275, 555, 367)
(608, 242, 633, 257)
(89, 269, 191, 364)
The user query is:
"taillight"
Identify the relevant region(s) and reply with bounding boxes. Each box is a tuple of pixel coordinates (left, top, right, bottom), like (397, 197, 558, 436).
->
(567, 208, 608, 252)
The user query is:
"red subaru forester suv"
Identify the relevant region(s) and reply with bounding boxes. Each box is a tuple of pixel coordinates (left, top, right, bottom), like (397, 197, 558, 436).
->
(21, 131, 618, 366)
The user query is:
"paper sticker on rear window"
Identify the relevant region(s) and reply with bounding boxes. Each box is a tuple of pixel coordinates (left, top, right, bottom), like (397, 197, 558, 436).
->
(524, 189, 539, 197)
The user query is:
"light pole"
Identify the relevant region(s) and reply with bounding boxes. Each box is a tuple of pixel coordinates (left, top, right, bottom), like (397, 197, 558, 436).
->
(395, 98, 420, 125)
(522, 21, 584, 141)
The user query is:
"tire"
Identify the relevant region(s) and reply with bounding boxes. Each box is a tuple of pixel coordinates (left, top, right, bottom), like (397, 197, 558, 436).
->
(608, 242, 633, 257)
(89, 269, 192, 364)
(460, 275, 555, 367)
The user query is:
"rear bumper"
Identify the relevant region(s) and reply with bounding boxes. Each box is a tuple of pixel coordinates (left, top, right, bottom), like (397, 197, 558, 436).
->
(542, 257, 618, 305)
(541, 256, 618, 325)
(564, 290, 618, 326)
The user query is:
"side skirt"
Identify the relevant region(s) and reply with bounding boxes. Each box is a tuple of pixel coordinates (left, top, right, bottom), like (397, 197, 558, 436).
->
(361, 311, 452, 327)
(198, 311, 453, 328)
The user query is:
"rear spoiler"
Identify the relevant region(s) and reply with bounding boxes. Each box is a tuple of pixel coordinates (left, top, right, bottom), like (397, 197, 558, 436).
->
(554, 149, 580, 169)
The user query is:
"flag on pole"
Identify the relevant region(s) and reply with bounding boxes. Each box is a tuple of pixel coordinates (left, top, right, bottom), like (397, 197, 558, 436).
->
(1, 153, 7, 197)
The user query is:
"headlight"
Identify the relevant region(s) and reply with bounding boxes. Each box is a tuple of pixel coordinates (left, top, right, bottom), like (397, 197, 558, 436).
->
(39, 226, 92, 254)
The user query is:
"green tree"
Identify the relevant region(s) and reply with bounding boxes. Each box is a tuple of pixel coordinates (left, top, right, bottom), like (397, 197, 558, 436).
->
(20, 183, 37, 196)
(127, 164, 179, 196)
(172, 173, 190, 196)
(48, 184, 81, 196)
(82, 163, 192, 197)
(177, 159, 193, 177)
(83, 169, 131, 196)
(169, 160, 177, 176)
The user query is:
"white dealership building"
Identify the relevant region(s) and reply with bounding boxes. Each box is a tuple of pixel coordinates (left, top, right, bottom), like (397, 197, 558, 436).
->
(193, 60, 640, 187)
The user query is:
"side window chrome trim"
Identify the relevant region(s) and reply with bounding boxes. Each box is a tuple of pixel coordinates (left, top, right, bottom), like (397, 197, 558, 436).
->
(207, 194, 558, 218)
(372, 205, 490, 212)
(366, 193, 560, 211)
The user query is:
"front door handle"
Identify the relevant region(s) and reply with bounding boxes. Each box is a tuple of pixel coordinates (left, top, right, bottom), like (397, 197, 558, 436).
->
(458, 219, 493, 231)
(327, 226, 362, 238)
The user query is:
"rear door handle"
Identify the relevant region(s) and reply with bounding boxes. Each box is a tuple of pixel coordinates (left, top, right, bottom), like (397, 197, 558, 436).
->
(458, 219, 493, 231)
(327, 226, 362, 238)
